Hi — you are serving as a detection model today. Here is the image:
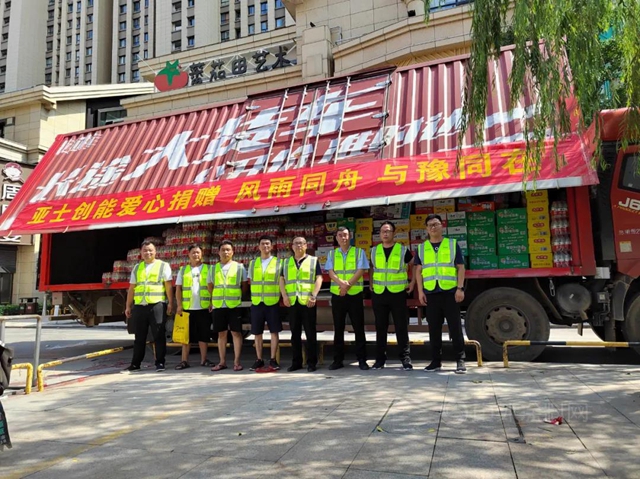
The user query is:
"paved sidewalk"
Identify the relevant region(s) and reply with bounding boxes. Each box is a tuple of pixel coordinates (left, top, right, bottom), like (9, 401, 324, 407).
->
(2, 356, 640, 478)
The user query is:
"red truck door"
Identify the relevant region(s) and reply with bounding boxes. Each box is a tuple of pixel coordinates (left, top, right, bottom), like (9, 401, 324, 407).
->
(610, 146, 640, 278)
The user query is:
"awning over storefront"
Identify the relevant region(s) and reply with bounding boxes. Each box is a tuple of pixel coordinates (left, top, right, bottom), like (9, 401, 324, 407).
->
(0, 48, 597, 235)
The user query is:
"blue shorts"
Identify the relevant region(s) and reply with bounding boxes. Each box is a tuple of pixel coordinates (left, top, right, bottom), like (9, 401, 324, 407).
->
(250, 303, 283, 335)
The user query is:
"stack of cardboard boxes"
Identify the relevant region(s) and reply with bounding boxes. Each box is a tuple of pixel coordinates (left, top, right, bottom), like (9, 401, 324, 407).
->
(496, 208, 530, 268)
(526, 191, 554, 268)
(447, 212, 468, 257)
(468, 211, 498, 269)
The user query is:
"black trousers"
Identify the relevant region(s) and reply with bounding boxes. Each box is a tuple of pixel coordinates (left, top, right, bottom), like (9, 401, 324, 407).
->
(372, 291, 410, 363)
(288, 302, 318, 367)
(131, 302, 167, 367)
(424, 292, 465, 361)
(331, 292, 367, 363)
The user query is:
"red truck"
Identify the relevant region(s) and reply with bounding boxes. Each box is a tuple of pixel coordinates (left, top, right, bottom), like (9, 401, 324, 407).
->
(1, 48, 638, 362)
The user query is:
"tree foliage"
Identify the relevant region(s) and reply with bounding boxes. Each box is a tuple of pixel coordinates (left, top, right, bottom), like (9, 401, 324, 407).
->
(426, 0, 640, 171)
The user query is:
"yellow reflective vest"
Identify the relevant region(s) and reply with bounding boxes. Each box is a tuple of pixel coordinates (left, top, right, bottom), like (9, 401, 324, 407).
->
(133, 260, 169, 305)
(211, 262, 242, 308)
(418, 238, 458, 292)
(329, 247, 364, 295)
(371, 243, 408, 294)
(180, 264, 211, 310)
(283, 256, 317, 305)
(249, 257, 281, 306)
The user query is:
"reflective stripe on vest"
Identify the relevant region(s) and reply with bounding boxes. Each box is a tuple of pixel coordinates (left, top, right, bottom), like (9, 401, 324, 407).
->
(371, 243, 408, 294)
(283, 256, 317, 305)
(419, 238, 457, 291)
(211, 262, 242, 308)
(250, 257, 281, 306)
(181, 264, 211, 310)
(133, 261, 167, 305)
(329, 247, 364, 295)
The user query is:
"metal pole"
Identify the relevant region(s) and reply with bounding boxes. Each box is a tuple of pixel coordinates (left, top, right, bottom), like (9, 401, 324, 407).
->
(33, 297, 45, 387)
(0, 320, 5, 343)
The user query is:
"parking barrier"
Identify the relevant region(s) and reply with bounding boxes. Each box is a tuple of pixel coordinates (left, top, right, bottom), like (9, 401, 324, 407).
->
(10, 363, 33, 395)
(36, 345, 133, 392)
(0, 315, 43, 386)
(503, 340, 640, 368)
(383, 339, 483, 367)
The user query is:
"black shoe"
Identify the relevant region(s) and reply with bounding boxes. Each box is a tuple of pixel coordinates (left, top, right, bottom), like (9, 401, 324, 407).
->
(424, 361, 442, 372)
(359, 361, 370, 371)
(156, 363, 165, 372)
(328, 362, 344, 370)
(402, 361, 413, 371)
(371, 361, 385, 370)
(122, 365, 141, 373)
(287, 364, 303, 372)
(455, 360, 467, 374)
(307, 364, 317, 372)
(250, 359, 265, 371)
(269, 358, 280, 370)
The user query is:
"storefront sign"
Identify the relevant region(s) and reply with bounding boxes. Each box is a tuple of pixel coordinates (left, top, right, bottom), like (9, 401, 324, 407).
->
(154, 42, 297, 92)
(0, 161, 33, 245)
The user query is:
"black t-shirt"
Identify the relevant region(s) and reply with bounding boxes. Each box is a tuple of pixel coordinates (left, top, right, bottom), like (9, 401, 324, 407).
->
(280, 256, 323, 277)
(415, 240, 464, 294)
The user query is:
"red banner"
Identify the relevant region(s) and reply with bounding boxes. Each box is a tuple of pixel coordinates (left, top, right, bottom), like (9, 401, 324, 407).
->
(4, 134, 595, 234)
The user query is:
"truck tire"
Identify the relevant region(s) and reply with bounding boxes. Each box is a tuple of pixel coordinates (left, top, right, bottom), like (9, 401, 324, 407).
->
(465, 287, 550, 362)
(621, 293, 640, 355)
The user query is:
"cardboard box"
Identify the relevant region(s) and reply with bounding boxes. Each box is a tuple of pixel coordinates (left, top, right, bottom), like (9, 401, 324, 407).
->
(448, 233, 468, 243)
(497, 223, 528, 236)
(497, 243, 529, 255)
(370, 203, 411, 219)
(468, 239, 496, 256)
(326, 210, 346, 220)
(356, 224, 373, 234)
(410, 214, 429, 228)
(411, 229, 428, 241)
(467, 225, 497, 240)
(355, 232, 372, 240)
(525, 190, 549, 204)
(415, 200, 434, 214)
(526, 204, 549, 216)
(434, 205, 456, 214)
(528, 218, 550, 230)
(528, 236, 552, 253)
(467, 211, 496, 226)
(448, 225, 468, 235)
(317, 235, 336, 247)
(496, 208, 528, 224)
(434, 199, 455, 208)
(470, 254, 499, 270)
(316, 246, 334, 270)
(355, 239, 372, 248)
(447, 211, 466, 221)
(325, 221, 338, 233)
(458, 201, 496, 212)
(458, 240, 468, 255)
(356, 218, 373, 227)
(527, 227, 550, 239)
(499, 254, 530, 269)
(530, 253, 554, 268)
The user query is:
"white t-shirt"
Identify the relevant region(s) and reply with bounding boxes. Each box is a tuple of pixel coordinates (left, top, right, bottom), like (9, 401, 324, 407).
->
(207, 261, 247, 308)
(176, 264, 205, 310)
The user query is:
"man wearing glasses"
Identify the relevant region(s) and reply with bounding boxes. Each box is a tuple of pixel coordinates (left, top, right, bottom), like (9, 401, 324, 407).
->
(369, 221, 415, 370)
(414, 214, 467, 374)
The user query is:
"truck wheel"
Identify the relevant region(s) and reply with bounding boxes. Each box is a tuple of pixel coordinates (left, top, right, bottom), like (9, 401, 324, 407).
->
(621, 293, 640, 355)
(465, 287, 550, 362)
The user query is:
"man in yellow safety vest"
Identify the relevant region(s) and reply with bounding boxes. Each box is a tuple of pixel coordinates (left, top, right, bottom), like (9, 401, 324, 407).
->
(248, 235, 283, 372)
(174, 244, 212, 370)
(279, 236, 323, 372)
(326, 226, 370, 370)
(124, 240, 174, 373)
(369, 220, 415, 370)
(415, 214, 467, 374)
(208, 240, 248, 372)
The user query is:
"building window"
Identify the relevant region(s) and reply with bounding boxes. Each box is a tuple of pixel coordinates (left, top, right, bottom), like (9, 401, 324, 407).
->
(188, 0, 194, 6)
(66, 51, 71, 60)
(85, 80, 91, 85)
(0, 50, 5, 58)
(275, 0, 284, 7)
(248, 5, 255, 15)
(172, 40, 181, 50)
(133, 35, 139, 46)
(119, 4, 127, 14)
(145, 0, 149, 7)
(248, 23, 255, 34)
(67, 19, 72, 28)
(187, 16, 195, 27)
(133, 18, 140, 29)
(133, 1, 140, 12)
(172, 1, 180, 12)
(144, 15, 148, 25)
(66, 35, 72, 45)
(47, 41, 53, 51)
(132, 53, 139, 63)
(260, 2, 267, 14)
(76, 33, 80, 44)
(48, 10, 54, 20)
(68, 3, 73, 13)
(75, 50, 80, 61)
(119, 38, 126, 47)
(4, 1, 10, 8)
(86, 46, 92, 55)
(66, 68, 71, 77)
(187, 36, 194, 47)
(275, 17, 285, 28)
(86, 30, 93, 39)
(87, 13, 93, 23)
(143, 49, 148, 59)
(76, 1, 81, 12)
(221, 30, 229, 42)
(173, 21, 181, 31)
(46, 57, 53, 67)
(132, 69, 139, 81)
(1, 33, 6, 41)
(119, 21, 126, 31)
(88, 0, 93, 6)
(118, 72, 125, 82)
(261, 20, 267, 32)
(118, 55, 125, 64)
(76, 18, 81, 29)
(47, 25, 54, 35)
(144, 32, 148, 42)
(85, 63, 92, 73)
(45, 73, 52, 83)
(220, 13, 228, 24)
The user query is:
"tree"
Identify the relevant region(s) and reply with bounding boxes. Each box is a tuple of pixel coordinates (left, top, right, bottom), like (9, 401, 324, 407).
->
(427, 0, 640, 170)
